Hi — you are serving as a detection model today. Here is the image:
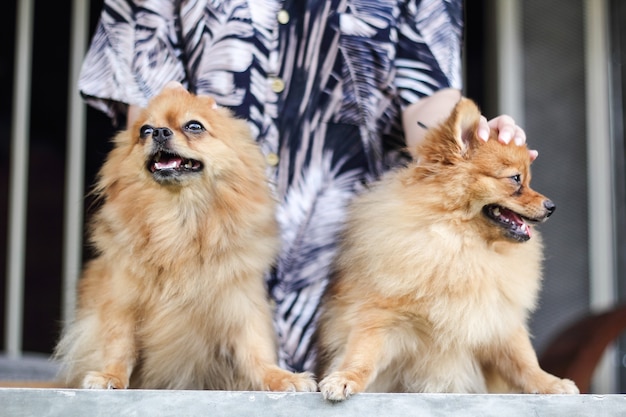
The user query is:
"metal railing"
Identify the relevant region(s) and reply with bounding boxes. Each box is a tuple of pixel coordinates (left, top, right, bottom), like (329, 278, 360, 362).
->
(4, 0, 89, 357)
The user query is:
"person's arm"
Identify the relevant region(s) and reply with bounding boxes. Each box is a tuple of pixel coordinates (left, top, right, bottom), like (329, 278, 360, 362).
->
(402, 88, 536, 160)
(401, 88, 461, 157)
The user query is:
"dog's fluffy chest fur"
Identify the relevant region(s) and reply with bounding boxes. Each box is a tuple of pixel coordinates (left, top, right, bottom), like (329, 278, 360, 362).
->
(82, 185, 278, 389)
(402, 221, 543, 344)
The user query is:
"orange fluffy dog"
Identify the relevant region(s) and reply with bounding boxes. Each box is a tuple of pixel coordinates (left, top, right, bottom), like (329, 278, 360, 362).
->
(315, 98, 578, 399)
(53, 82, 315, 391)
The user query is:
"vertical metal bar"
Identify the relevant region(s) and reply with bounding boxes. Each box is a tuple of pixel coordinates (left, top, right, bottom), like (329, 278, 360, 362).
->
(584, 0, 617, 394)
(61, 0, 90, 326)
(494, 0, 525, 125)
(585, 0, 615, 313)
(5, 0, 34, 357)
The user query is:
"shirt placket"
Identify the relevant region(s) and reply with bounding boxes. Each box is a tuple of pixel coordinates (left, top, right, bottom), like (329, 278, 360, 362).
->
(250, 1, 288, 172)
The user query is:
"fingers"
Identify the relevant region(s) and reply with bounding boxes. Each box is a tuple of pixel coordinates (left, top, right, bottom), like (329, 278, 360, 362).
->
(501, 125, 526, 146)
(480, 114, 527, 146)
(511, 125, 527, 146)
(487, 115, 524, 145)
(478, 114, 537, 161)
(477, 116, 490, 141)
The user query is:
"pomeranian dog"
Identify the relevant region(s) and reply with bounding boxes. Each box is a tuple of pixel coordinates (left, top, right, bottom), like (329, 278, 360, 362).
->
(53, 82, 315, 392)
(315, 98, 579, 400)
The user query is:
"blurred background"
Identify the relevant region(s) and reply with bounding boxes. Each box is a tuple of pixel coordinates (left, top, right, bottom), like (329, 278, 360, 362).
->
(1, 0, 625, 393)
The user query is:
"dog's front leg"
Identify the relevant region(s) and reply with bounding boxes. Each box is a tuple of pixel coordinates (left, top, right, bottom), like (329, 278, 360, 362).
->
(81, 301, 137, 389)
(484, 325, 579, 394)
(318, 324, 391, 401)
(235, 311, 317, 392)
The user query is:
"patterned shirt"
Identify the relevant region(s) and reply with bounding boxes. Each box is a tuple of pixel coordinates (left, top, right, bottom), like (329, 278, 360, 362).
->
(78, 0, 463, 372)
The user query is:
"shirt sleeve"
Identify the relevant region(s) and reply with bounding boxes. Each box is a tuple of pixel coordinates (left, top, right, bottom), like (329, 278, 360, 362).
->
(380, 0, 463, 167)
(395, 0, 464, 107)
(78, 0, 187, 122)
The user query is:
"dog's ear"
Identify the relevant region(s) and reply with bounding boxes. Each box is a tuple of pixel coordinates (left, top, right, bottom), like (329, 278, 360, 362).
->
(159, 82, 219, 109)
(448, 98, 482, 156)
(162, 81, 187, 92)
(189, 90, 219, 110)
(416, 98, 482, 165)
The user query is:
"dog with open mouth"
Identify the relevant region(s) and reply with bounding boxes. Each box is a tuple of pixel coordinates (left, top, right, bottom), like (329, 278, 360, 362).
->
(53, 82, 316, 391)
(315, 98, 579, 399)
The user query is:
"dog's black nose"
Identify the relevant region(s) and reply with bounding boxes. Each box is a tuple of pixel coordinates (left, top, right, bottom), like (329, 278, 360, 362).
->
(544, 199, 556, 217)
(153, 127, 173, 144)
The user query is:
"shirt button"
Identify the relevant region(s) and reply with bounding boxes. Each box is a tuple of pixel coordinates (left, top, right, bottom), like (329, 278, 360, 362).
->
(277, 9, 290, 24)
(266, 153, 280, 166)
(271, 77, 285, 93)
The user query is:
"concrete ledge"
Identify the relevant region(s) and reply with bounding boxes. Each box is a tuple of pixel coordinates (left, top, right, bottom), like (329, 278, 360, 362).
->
(1, 389, 625, 417)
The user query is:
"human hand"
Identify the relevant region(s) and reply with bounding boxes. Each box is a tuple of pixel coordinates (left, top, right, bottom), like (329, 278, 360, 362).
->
(477, 114, 538, 161)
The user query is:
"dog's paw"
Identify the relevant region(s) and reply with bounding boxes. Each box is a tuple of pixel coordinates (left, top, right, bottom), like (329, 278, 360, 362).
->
(554, 378, 580, 394)
(318, 372, 363, 401)
(523, 373, 580, 394)
(263, 368, 317, 392)
(82, 371, 128, 389)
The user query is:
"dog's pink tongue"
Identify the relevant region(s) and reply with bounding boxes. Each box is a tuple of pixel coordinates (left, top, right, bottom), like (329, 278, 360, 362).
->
(155, 157, 182, 170)
(510, 211, 532, 238)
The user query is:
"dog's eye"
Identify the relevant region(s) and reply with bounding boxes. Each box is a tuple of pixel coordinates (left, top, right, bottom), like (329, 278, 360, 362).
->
(184, 121, 205, 133)
(140, 125, 154, 138)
